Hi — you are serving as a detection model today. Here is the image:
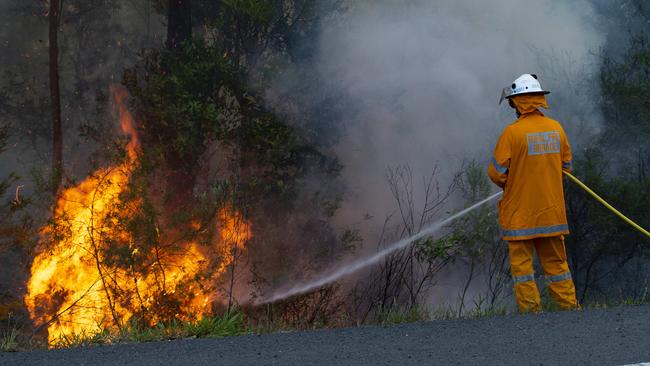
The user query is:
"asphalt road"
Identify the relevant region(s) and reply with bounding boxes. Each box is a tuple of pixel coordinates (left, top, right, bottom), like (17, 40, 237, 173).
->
(2, 305, 650, 366)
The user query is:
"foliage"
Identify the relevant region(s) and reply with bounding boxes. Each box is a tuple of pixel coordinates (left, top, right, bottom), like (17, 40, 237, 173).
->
(183, 312, 245, 338)
(118, 6, 346, 334)
(169, 0, 349, 147)
(124, 41, 228, 171)
(465, 296, 508, 318)
(195, 1, 338, 66)
(349, 164, 457, 322)
(0, 123, 31, 247)
(0, 122, 33, 345)
(436, 160, 510, 315)
(49, 311, 247, 349)
(123, 39, 339, 199)
(573, 34, 650, 303)
(251, 285, 347, 332)
(564, 148, 650, 302)
(21, 0, 347, 347)
(371, 305, 431, 326)
(379, 298, 509, 322)
(601, 35, 650, 144)
(0, 327, 18, 352)
(414, 236, 454, 263)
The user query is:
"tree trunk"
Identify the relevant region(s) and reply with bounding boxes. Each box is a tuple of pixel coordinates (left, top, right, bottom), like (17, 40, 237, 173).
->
(166, 0, 192, 50)
(49, 0, 63, 194)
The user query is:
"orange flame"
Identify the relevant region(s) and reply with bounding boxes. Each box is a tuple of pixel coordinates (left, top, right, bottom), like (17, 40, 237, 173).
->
(24, 88, 251, 345)
(113, 87, 139, 161)
(215, 209, 251, 274)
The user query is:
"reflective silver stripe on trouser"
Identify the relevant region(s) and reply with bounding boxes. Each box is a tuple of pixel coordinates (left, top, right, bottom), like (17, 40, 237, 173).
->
(546, 272, 572, 283)
(491, 156, 508, 174)
(513, 273, 535, 284)
(562, 160, 572, 170)
(501, 224, 569, 239)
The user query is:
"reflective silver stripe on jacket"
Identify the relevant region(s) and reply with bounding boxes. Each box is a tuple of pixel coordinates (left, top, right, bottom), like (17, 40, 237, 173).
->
(491, 157, 508, 174)
(562, 160, 572, 170)
(501, 224, 569, 238)
(546, 271, 572, 283)
(513, 273, 535, 284)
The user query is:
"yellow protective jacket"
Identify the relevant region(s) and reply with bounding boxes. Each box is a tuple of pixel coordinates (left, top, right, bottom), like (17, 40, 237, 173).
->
(488, 94, 572, 241)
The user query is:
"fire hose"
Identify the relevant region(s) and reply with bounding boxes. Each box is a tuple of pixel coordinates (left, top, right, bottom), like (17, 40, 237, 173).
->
(563, 171, 650, 239)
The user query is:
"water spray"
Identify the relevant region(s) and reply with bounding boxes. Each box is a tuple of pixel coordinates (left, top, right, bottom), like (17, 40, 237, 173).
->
(256, 191, 503, 305)
(256, 171, 650, 305)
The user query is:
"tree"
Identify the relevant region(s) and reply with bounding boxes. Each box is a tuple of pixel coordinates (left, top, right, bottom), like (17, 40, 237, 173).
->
(49, 0, 63, 194)
(120, 3, 346, 312)
(166, 0, 192, 49)
(0, 121, 33, 334)
(600, 35, 650, 147)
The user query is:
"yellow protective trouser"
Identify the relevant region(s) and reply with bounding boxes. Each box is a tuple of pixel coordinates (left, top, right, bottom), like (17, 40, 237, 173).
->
(508, 236, 578, 313)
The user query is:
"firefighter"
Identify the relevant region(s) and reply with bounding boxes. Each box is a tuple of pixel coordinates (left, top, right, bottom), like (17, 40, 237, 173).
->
(488, 74, 579, 312)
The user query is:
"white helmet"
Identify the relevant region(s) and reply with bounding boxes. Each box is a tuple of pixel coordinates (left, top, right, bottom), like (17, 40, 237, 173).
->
(499, 74, 550, 104)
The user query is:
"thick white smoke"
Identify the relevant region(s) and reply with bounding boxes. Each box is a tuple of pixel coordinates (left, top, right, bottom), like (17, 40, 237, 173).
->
(310, 0, 605, 228)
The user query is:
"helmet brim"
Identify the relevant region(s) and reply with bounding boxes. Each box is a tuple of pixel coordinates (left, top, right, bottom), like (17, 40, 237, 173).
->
(505, 90, 550, 99)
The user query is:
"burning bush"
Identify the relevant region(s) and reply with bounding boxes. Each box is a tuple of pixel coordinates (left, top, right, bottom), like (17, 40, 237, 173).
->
(24, 36, 345, 345)
(24, 89, 252, 345)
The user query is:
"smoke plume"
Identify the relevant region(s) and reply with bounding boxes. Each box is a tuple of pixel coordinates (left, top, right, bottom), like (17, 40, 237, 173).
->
(272, 0, 605, 232)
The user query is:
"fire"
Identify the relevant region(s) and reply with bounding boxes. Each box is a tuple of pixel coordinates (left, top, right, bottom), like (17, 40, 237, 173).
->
(215, 209, 251, 274)
(24, 88, 251, 345)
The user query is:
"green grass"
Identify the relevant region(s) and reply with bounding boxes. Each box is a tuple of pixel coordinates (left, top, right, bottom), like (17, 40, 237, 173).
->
(0, 327, 19, 352)
(370, 298, 510, 325)
(373, 306, 432, 326)
(183, 312, 245, 338)
(49, 311, 248, 349)
(582, 287, 650, 310)
(52, 328, 111, 349)
(431, 305, 457, 320)
(465, 297, 509, 318)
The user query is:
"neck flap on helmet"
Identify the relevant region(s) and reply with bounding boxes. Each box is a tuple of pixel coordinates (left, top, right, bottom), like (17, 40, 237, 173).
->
(510, 93, 548, 116)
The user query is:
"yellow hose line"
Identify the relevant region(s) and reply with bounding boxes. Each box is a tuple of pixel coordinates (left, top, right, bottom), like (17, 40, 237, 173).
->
(563, 171, 650, 239)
